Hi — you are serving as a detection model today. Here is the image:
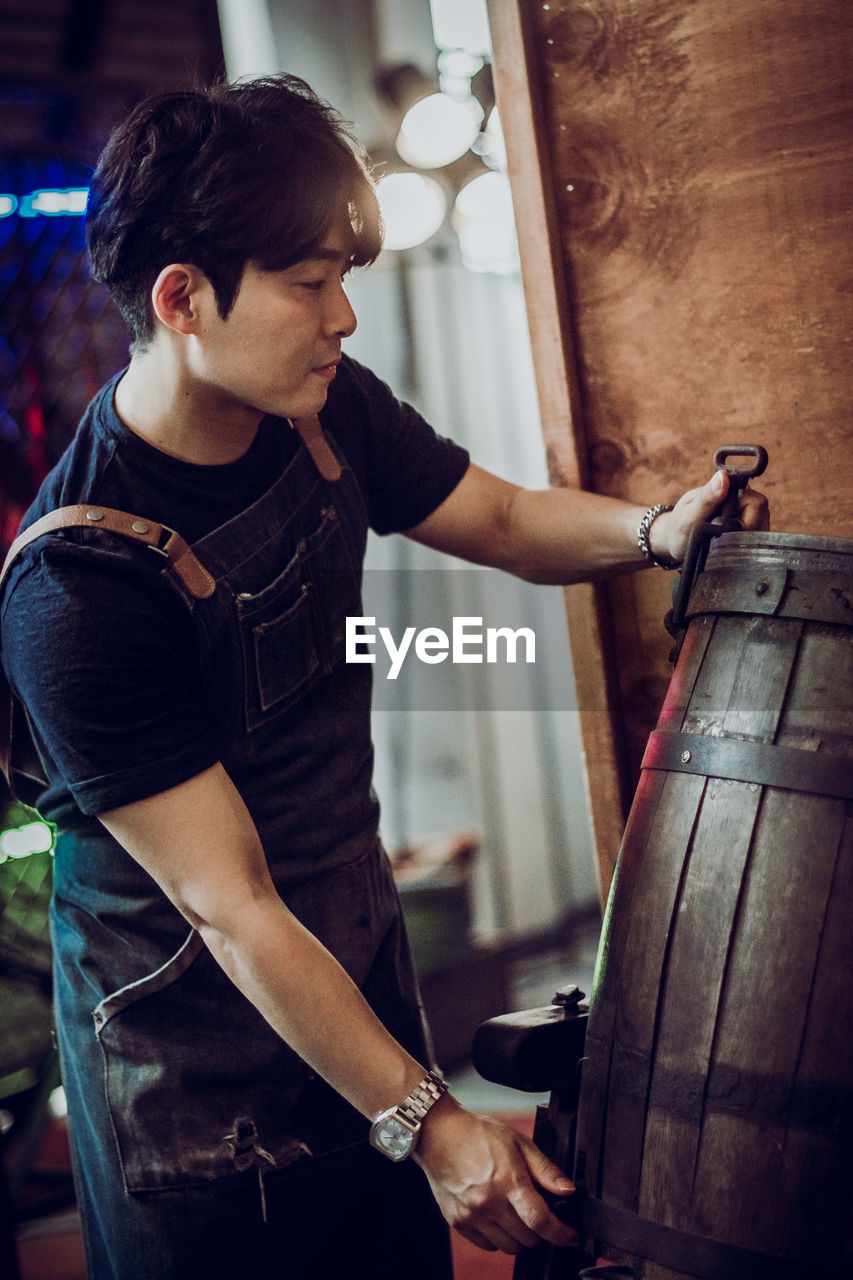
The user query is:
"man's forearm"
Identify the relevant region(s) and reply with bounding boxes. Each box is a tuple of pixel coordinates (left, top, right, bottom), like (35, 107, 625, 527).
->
(99, 767, 428, 1122)
(503, 485, 649, 584)
(199, 893, 427, 1121)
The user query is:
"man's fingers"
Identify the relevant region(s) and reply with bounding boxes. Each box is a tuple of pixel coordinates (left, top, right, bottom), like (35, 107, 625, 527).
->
(657, 470, 771, 564)
(682, 469, 727, 523)
(687, 470, 770, 531)
(512, 1193, 579, 1249)
(455, 1162, 578, 1254)
(484, 1192, 576, 1254)
(454, 1203, 530, 1253)
(479, 1221, 528, 1254)
(738, 483, 771, 530)
(522, 1141, 575, 1197)
(454, 1223, 499, 1252)
(505, 1155, 579, 1248)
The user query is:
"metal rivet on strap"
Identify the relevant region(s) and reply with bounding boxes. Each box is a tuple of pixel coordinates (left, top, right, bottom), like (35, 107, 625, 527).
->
(85, 507, 104, 522)
(681, 750, 692, 763)
(131, 519, 150, 534)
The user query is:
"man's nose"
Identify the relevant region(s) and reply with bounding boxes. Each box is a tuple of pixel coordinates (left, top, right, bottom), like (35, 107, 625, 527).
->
(327, 283, 357, 338)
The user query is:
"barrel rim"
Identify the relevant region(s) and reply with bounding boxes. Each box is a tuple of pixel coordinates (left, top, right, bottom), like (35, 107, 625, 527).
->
(710, 529, 853, 555)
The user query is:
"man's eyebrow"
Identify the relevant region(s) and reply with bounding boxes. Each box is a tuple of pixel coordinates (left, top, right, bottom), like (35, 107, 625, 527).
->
(298, 247, 352, 265)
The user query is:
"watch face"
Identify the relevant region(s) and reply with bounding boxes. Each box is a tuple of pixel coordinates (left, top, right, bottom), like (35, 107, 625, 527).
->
(372, 1115, 416, 1162)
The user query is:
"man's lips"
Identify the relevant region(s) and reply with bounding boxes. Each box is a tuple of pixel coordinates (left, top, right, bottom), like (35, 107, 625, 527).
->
(312, 359, 340, 380)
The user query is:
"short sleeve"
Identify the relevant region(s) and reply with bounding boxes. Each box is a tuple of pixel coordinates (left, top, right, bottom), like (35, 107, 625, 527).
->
(323, 358, 470, 536)
(1, 535, 223, 815)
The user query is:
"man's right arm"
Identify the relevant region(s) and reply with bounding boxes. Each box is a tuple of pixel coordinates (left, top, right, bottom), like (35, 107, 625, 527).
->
(98, 762, 580, 1256)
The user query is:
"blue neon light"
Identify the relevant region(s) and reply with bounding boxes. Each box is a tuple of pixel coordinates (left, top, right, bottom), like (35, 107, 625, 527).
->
(18, 187, 89, 217)
(1, 187, 89, 219)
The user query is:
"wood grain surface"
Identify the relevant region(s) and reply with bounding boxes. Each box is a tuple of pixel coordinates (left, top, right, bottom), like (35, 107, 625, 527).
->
(574, 533, 853, 1274)
(488, 0, 853, 894)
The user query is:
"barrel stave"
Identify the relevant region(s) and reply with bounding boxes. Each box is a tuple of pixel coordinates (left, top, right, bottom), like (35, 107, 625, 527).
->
(683, 788, 847, 1256)
(577, 768, 706, 1204)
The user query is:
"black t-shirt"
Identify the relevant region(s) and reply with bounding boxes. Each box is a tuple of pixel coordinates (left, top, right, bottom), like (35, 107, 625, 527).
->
(1, 355, 469, 822)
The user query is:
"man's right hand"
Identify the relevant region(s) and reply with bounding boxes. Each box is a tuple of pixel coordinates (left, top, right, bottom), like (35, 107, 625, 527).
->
(414, 1095, 579, 1254)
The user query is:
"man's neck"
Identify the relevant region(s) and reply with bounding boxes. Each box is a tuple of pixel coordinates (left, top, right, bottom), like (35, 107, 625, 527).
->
(114, 349, 263, 466)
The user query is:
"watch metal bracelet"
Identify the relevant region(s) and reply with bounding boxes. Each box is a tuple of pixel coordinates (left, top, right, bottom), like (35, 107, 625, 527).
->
(396, 1070, 448, 1124)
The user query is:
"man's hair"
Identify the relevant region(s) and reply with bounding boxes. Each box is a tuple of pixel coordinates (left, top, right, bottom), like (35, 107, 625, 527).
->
(86, 75, 383, 348)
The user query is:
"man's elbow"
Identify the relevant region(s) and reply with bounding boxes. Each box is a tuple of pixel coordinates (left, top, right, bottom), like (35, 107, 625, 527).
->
(176, 871, 281, 949)
(492, 486, 532, 577)
(193, 892, 289, 987)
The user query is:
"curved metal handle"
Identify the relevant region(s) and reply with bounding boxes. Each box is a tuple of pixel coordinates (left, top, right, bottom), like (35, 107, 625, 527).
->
(712, 444, 769, 478)
(712, 444, 769, 526)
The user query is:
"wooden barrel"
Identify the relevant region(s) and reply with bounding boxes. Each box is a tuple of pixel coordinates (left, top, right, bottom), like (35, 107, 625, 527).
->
(573, 530, 853, 1278)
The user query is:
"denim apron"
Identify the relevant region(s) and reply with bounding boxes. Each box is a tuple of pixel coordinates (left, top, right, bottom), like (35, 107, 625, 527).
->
(49, 423, 445, 1277)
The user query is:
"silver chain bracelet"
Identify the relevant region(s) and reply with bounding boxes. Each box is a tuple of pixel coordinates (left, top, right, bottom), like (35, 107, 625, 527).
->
(637, 503, 677, 569)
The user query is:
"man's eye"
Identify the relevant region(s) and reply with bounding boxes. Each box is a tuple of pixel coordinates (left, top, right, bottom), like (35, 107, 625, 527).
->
(300, 280, 325, 291)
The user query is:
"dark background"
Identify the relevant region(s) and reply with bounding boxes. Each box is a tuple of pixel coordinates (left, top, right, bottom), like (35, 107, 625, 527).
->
(0, 0, 225, 551)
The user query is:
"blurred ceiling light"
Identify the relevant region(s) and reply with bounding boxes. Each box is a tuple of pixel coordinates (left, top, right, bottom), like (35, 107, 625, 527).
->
(452, 171, 519, 273)
(436, 48, 484, 99)
(395, 92, 484, 169)
(376, 172, 448, 251)
(472, 106, 507, 172)
(437, 49, 484, 81)
(430, 0, 492, 56)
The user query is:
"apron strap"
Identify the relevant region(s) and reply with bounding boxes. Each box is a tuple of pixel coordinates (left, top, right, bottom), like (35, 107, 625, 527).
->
(0, 414, 340, 597)
(0, 505, 216, 599)
(292, 415, 342, 482)
(0, 506, 216, 801)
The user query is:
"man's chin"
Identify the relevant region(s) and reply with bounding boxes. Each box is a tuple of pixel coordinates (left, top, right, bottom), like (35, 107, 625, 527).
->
(277, 387, 330, 422)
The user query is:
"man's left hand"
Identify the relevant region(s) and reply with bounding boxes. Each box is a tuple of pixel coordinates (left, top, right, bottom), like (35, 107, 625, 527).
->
(650, 469, 770, 566)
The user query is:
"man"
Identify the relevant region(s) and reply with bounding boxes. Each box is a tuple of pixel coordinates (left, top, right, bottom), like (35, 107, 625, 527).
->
(0, 76, 767, 1279)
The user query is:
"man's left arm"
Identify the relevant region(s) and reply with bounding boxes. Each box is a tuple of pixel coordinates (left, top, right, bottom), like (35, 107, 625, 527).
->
(405, 462, 769, 582)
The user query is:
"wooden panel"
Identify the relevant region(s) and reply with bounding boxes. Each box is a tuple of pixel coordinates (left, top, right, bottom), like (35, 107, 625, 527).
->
(488, 0, 853, 896)
(486, 0, 632, 898)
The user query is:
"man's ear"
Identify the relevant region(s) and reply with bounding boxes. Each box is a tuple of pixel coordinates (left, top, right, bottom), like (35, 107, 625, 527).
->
(150, 264, 211, 335)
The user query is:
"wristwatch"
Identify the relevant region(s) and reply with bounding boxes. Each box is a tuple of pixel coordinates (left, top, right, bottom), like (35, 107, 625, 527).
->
(369, 1071, 449, 1162)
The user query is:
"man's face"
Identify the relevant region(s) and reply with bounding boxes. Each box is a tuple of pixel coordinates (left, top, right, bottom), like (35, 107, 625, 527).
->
(188, 219, 358, 423)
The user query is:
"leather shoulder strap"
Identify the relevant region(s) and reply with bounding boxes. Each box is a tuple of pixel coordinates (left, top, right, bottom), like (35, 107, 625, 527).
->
(0, 414, 340, 594)
(0, 505, 216, 599)
(0, 504, 216, 801)
(1, 411, 342, 593)
(292, 415, 342, 482)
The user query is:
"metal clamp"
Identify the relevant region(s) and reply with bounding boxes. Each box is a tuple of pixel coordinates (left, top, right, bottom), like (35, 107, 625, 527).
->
(665, 445, 768, 651)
